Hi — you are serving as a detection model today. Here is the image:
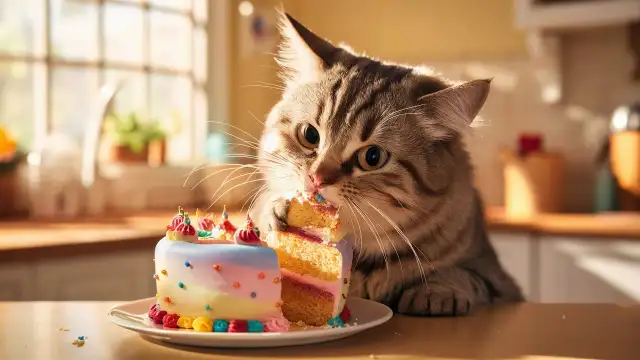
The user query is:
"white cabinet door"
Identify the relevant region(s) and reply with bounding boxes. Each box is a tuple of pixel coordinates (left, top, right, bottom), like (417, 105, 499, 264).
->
(539, 237, 640, 304)
(35, 249, 156, 301)
(488, 232, 534, 301)
(0, 262, 36, 301)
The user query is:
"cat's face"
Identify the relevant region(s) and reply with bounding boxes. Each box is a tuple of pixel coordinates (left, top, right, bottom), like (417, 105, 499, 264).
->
(259, 13, 490, 236)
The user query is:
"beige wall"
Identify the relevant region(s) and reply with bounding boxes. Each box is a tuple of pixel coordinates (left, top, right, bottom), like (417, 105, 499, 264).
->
(227, 0, 527, 144)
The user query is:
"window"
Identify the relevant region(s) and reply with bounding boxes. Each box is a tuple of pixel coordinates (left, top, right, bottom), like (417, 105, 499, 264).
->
(0, 0, 208, 163)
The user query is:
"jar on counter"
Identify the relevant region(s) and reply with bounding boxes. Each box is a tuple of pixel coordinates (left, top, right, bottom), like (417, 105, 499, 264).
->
(610, 103, 640, 211)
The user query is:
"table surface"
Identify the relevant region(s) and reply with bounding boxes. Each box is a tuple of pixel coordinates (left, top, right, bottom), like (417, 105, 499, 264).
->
(1, 302, 639, 360)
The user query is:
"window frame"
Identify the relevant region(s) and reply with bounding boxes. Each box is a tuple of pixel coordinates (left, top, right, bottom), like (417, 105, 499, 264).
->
(0, 0, 209, 160)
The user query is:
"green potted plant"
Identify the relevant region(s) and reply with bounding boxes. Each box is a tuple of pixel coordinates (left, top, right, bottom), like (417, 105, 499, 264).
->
(104, 112, 167, 165)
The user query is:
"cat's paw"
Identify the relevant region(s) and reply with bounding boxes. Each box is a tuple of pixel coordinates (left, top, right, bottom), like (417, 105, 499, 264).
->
(397, 285, 472, 316)
(396, 268, 482, 316)
(269, 197, 290, 231)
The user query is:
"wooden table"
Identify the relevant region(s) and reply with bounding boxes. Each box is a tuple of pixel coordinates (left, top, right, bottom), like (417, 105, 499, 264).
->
(1, 302, 639, 360)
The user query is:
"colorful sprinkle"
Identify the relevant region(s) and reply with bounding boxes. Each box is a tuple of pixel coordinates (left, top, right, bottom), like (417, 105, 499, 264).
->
(251, 291, 257, 298)
(258, 272, 265, 279)
(315, 193, 325, 203)
(204, 304, 211, 311)
(161, 269, 167, 276)
(153, 274, 159, 280)
(77, 336, 85, 341)
(164, 296, 172, 304)
(339, 305, 351, 322)
(247, 320, 264, 333)
(153, 310, 167, 324)
(163, 314, 179, 328)
(148, 304, 159, 319)
(273, 277, 280, 284)
(214, 319, 229, 332)
(213, 264, 221, 271)
(178, 282, 185, 289)
(328, 316, 344, 328)
(192, 317, 214, 332)
(233, 282, 240, 289)
(184, 261, 191, 268)
(229, 320, 248, 333)
(177, 316, 195, 329)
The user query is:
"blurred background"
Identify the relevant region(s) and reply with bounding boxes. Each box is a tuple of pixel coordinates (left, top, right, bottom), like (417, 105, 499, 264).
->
(0, 0, 639, 305)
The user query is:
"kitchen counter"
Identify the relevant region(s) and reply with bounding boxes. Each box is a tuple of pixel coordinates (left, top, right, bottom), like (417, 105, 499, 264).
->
(1, 301, 639, 360)
(1, 208, 639, 261)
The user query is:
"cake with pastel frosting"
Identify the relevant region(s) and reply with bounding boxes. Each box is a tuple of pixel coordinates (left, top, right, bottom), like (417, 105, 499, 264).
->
(151, 207, 288, 333)
(150, 199, 352, 332)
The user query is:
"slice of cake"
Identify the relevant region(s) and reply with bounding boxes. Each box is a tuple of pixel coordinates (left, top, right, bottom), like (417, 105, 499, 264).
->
(152, 208, 289, 333)
(267, 192, 353, 327)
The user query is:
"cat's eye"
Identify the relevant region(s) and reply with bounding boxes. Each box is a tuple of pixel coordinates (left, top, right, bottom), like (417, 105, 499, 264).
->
(357, 145, 389, 171)
(296, 123, 320, 149)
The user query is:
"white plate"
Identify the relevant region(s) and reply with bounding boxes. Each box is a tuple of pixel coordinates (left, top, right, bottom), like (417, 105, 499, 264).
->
(108, 297, 393, 348)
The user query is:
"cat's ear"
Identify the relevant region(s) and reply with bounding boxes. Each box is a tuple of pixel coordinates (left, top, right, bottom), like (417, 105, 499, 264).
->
(417, 79, 491, 139)
(276, 11, 340, 85)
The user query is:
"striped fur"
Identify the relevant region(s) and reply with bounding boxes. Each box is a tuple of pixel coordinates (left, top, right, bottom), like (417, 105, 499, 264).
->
(255, 12, 524, 316)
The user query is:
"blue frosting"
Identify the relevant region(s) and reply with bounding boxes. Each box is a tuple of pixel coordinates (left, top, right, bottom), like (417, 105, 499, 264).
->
(327, 316, 344, 328)
(213, 319, 229, 332)
(247, 320, 264, 333)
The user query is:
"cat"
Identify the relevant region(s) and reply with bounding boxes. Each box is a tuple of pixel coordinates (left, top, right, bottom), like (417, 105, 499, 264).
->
(253, 12, 524, 316)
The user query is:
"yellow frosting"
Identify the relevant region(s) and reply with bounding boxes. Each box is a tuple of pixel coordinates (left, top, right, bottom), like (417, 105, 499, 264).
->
(192, 317, 213, 332)
(177, 316, 195, 329)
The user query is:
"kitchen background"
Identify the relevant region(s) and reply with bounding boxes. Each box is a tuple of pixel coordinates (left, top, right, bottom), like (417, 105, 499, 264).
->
(0, 0, 639, 305)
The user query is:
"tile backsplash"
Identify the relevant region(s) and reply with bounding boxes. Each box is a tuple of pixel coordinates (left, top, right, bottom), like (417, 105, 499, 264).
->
(434, 26, 639, 212)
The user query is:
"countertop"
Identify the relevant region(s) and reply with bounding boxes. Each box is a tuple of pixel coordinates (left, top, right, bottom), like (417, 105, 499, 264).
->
(1, 208, 640, 260)
(1, 301, 639, 360)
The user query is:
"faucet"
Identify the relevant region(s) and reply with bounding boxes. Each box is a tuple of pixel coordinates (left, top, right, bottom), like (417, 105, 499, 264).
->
(80, 81, 126, 189)
(80, 81, 127, 215)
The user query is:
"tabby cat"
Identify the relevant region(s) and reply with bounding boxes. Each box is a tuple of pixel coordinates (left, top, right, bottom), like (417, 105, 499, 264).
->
(254, 12, 524, 316)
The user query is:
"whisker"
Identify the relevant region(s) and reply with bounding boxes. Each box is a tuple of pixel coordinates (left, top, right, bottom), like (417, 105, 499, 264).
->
(361, 197, 428, 286)
(206, 178, 267, 211)
(350, 199, 390, 277)
(343, 198, 364, 266)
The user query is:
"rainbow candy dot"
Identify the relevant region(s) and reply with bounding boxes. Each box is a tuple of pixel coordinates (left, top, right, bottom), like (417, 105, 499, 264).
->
(233, 282, 240, 289)
(258, 272, 265, 279)
(184, 261, 191, 268)
(204, 304, 211, 311)
(161, 270, 167, 276)
(273, 277, 280, 284)
(251, 292, 257, 298)
(178, 282, 185, 289)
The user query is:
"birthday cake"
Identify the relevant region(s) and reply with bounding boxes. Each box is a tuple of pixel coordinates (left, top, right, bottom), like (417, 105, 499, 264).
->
(150, 196, 351, 332)
(267, 192, 352, 327)
(151, 207, 288, 332)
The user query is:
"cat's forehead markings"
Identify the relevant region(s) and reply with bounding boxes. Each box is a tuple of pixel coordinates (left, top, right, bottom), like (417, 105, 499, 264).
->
(340, 126, 367, 160)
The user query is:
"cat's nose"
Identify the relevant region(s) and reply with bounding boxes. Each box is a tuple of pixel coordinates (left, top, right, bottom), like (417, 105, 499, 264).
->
(310, 173, 325, 188)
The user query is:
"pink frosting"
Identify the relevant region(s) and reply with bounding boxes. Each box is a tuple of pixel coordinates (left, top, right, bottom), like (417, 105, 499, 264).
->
(198, 218, 215, 231)
(262, 313, 290, 332)
(233, 215, 262, 246)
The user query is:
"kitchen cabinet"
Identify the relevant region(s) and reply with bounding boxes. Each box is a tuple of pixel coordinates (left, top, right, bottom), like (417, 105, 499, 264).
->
(488, 232, 536, 301)
(35, 249, 156, 301)
(539, 237, 640, 304)
(0, 248, 156, 302)
(0, 262, 37, 301)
